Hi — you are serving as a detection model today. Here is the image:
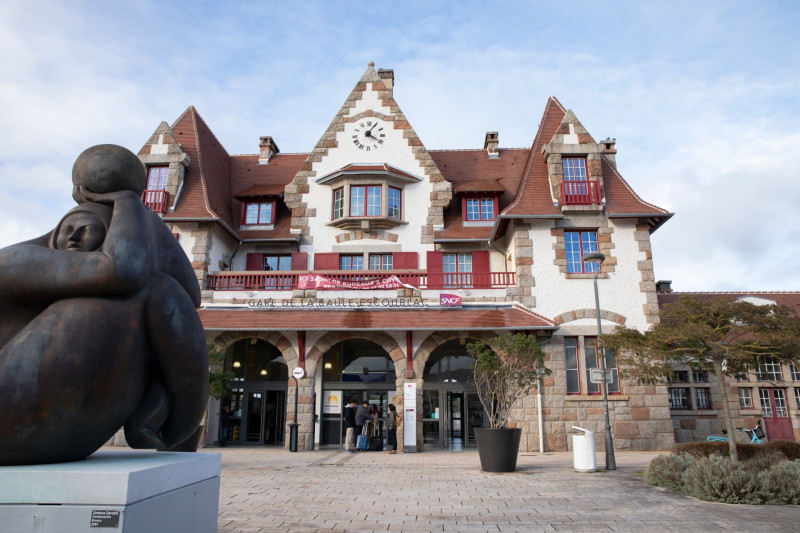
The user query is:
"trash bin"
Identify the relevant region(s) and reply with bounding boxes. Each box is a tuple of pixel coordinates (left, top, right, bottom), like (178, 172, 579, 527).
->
(572, 426, 597, 472)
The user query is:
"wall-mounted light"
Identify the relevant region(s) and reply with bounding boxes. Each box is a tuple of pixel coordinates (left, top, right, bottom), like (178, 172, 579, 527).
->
(233, 361, 241, 368)
(250, 337, 257, 345)
(260, 369, 267, 376)
(324, 362, 333, 369)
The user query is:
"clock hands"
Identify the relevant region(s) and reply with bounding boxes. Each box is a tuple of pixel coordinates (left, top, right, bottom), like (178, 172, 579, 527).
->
(365, 122, 379, 139)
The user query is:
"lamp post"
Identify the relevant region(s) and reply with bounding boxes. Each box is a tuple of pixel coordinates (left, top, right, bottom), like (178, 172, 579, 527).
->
(582, 252, 616, 471)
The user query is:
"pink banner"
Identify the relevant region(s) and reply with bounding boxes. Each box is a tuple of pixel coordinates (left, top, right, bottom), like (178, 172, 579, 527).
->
(297, 274, 414, 291)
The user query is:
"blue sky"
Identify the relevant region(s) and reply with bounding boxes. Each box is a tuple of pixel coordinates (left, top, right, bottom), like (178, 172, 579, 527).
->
(1, 1, 798, 291)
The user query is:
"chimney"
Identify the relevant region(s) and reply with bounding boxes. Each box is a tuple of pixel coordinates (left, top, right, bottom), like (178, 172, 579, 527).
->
(656, 280, 673, 294)
(258, 136, 279, 165)
(484, 131, 499, 159)
(378, 69, 394, 93)
(601, 137, 617, 168)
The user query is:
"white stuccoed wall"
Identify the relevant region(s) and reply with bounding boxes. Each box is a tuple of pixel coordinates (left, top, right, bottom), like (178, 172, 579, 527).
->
(531, 219, 651, 331)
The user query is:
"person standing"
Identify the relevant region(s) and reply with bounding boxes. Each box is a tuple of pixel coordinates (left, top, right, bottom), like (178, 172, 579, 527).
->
(386, 404, 399, 454)
(355, 399, 372, 450)
(219, 405, 231, 447)
(343, 399, 357, 453)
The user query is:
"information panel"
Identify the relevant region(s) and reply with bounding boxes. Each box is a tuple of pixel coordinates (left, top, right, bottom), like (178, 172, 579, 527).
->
(403, 382, 417, 452)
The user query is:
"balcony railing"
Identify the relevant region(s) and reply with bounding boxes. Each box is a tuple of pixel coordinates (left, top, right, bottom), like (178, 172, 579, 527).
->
(560, 180, 601, 206)
(142, 189, 168, 214)
(207, 271, 516, 291)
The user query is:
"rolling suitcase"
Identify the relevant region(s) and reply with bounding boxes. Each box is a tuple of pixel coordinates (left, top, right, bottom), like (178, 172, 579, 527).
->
(371, 435, 383, 451)
(356, 432, 369, 451)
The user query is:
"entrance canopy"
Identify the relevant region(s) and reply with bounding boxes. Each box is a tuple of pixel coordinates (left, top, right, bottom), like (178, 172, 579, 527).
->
(199, 303, 556, 331)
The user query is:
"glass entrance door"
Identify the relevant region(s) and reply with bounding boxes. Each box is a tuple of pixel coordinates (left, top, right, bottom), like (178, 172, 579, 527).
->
(245, 391, 265, 443)
(423, 390, 480, 449)
(760, 388, 794, 440)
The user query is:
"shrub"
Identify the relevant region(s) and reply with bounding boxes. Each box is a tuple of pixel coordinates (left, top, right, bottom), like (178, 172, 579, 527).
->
(675, 441, 727, 458)
(742, 450, 786, 473)
(643, 454, 688, 491)
(760, 460, 800, 505)
(681, 455, 763, 504)
(763, 440, 800, 461)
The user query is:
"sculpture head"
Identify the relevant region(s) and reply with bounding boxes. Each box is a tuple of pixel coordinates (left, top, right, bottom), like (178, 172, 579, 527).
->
(72, 144, 146, 196)
(51, 203, 113, 251)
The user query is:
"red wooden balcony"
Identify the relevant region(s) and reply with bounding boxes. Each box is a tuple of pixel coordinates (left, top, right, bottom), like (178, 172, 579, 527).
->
(560, 180, 601, 206)
(206, 270, 516, 291)
(142, 189, 168, 214)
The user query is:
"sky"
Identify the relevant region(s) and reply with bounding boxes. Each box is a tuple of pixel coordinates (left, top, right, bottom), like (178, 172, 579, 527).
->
(1, 0, 798, 292)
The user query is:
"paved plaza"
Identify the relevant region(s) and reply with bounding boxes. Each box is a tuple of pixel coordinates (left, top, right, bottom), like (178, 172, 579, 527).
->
(213, 446, 800, 532)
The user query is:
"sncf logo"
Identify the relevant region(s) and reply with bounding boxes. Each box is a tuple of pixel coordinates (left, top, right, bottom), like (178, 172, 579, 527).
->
(439, 293, 462, 306)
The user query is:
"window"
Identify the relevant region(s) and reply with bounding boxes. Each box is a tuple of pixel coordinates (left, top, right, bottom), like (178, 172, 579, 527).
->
(755, 356, 782, 381)
(693, 371, 708, 383)
(669, 388, 691, 410)
(388, 187, 401, 219)
(794, 388, 800, 410)
(791, 365, 800, 381)
(349, 185, 381, 217)
(739, 388, 753, 408)
(146, 166, 169, 190)
(333, 188, 344, 219)
(339, 255, 363, 270)
(369, 254, 393, 270)
(562, 157, 587, 182)
(564, 231, 599, 273)
(694, 388, 711, 410)
(263, 256, 291, 271)
(736, 370, 749, 382)
(774, 389, 788, 417)
(244, 201, 274, 225)
(668, 371, 689, 383)
(584, 338, 620, 395)
(465, 198, 496, 221)
(564, 338, 581, 394)
(443, 253, 472, 288)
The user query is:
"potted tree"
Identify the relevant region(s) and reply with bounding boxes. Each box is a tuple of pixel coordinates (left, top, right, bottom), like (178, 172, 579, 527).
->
(467, 333, 550, 472)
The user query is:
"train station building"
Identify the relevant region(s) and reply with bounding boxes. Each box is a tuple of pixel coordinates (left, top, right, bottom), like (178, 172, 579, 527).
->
(128, 63, 797, 452)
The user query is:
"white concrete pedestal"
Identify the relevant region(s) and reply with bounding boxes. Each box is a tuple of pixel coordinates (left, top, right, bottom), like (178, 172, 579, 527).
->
(0, 450, 221, 533)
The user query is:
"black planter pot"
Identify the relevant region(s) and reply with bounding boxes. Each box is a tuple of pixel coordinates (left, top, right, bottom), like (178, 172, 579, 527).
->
(474, 427, 522, 472)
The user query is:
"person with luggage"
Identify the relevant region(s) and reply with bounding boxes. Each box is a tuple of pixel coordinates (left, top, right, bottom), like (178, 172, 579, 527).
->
(368, 404, 382, 451)
(386, 403, 400, 454)
(355, 399, 372, 451)
(344, 399, 357, 453)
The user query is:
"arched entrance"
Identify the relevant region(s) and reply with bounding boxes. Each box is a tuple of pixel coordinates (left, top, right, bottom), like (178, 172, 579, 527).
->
(319, 338, 397, 448)
(224, 339, 289, 445)
(422, 339, 486, 450)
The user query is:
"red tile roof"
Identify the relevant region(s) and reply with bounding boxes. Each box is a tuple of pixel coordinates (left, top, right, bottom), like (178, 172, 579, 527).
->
(603, 158, 671, 230)
(198, 303, 556, 331)
(165, 107, 233, 227)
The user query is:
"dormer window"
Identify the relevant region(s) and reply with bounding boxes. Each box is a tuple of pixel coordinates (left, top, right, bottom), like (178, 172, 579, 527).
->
(465, 198, 496, 221)
(244, 201, 275, 225)
(234, 185, 284, 230)
(143, 166, 169, 214)
(561, 157, 600, 206)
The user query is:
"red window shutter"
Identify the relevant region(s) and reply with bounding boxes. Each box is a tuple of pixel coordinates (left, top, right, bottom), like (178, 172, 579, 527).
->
(392, 252, 418, 269)
(313, 252, 339, 270)
(291, 252, 308, 271)
(246, 253, 264, 271)
(472, 250, 490, 289)
(427, 251, 443, 289)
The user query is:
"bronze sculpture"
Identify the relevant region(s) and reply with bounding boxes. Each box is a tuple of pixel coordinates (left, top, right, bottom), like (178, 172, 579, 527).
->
(0, 145, 208, 465)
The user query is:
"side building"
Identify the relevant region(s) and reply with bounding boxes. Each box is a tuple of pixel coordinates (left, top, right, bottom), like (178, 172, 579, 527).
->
(656, 285, 800, 444)
(133, 63, 676, 452)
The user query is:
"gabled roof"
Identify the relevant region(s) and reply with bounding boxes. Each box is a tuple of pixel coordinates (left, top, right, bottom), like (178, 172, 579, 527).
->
(602, 157, 672, 231)
(164, 106, 232, 227)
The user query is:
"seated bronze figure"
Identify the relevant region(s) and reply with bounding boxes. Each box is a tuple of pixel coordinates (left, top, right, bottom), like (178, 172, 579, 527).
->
(0, 145, 208, 465)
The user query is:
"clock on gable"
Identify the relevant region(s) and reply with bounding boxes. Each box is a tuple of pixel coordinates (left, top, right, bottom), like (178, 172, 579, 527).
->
(347, 117, 387, 151)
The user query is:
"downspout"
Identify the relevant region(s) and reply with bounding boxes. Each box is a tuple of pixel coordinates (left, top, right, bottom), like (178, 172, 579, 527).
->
(228, 240, 243, 271)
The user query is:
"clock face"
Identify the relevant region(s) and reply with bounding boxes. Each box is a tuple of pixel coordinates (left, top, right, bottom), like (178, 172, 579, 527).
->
(349, 118, 386, 151)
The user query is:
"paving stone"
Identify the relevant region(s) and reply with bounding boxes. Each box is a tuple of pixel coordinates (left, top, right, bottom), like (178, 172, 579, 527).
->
(201, 447, 800, 532)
